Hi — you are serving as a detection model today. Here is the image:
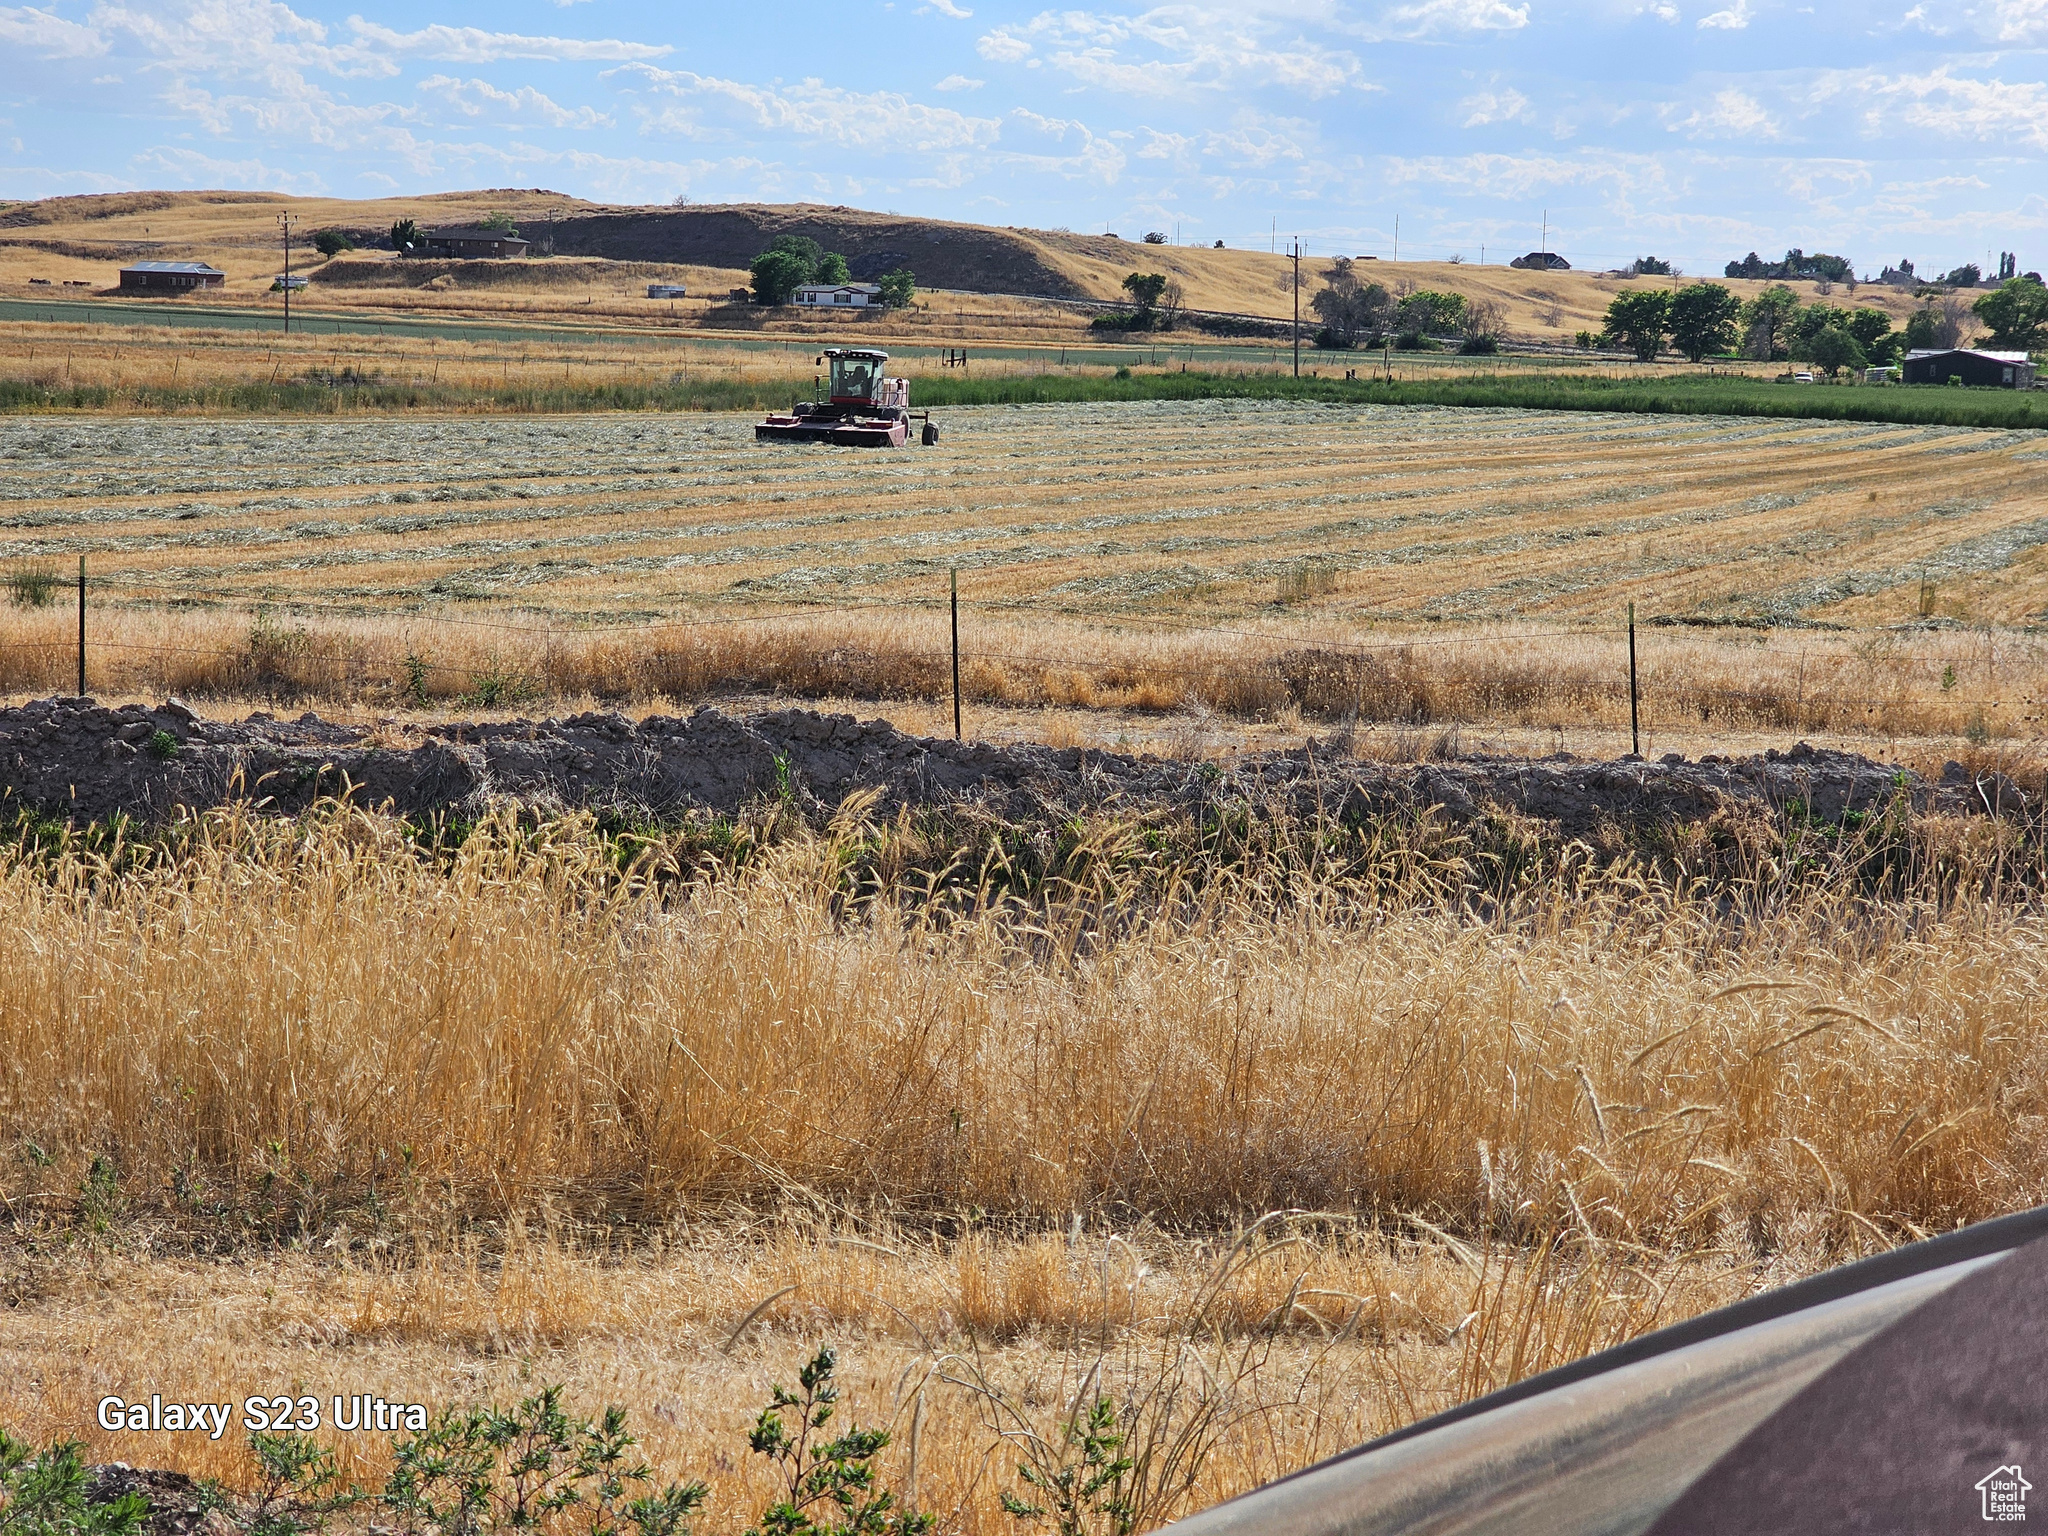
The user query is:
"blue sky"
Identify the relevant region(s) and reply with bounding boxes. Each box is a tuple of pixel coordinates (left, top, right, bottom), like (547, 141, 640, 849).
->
(1, 0, 2044, 276)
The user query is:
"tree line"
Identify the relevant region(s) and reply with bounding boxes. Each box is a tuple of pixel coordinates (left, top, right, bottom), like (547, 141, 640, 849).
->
(1595, 275, 2048, 372)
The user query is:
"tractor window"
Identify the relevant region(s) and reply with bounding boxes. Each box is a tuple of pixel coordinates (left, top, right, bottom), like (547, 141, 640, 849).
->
(832, 359, 877, 399)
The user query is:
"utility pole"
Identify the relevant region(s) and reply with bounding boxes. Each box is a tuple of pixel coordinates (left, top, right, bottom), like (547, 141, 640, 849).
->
(1271, 216, 1276, 254)
(1541, 209, 1548, 262)
(1292, 238, 1301, 379)
(1393, 215, 1399, 263)
(277, 213, 298, 334)
(547, 204, 561, 257)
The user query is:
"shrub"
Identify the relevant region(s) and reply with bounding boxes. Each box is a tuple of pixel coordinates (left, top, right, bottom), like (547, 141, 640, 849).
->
(383, 1385, 706, 1536)
(742, 1347, 928, 1536)
(0, 1431, 147, 1536)
(1141, 232, 1167, 245)
(311, 230, 353, 258)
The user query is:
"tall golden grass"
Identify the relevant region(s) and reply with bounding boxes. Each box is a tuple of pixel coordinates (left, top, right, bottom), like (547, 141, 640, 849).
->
(2, 795, 2043, 1529)
(0, 598, 2036, 745)
(2, 799, 2041, 1239)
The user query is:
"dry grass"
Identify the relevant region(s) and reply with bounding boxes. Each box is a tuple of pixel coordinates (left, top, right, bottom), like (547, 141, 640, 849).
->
(0, 798, 2045, 1527)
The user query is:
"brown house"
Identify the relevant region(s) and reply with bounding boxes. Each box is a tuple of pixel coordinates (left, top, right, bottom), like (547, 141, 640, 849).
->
(118, 261, 226, 293)
(421, 227, 530, 259)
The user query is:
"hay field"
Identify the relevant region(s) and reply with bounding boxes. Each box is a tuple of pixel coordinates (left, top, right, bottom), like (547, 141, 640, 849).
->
(3, 400, 2047, 751)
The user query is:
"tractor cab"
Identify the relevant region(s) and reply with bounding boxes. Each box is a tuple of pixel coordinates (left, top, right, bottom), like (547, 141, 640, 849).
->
(829, 350, 885, 405)
(756, 347, 936, 447)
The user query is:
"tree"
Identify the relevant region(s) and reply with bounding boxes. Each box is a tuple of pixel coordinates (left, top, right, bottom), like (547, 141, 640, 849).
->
(1122, 272, 1168, 310)
(1666, 281, 1741, 361)
(749, 249, 813, 306)
(1309, 258, 1391, 348)
(1942, 263, 1982, 289)
(1974, 276, 2048, 350)
(1844, 307, 1900, 365)
(1158, 278, 1186, 330)
(875, 268, 916, 309)
(1142, 231, 1168, 244)
(1789, 303, 1845, 358)
(1804, 327, 1866, 378)
(390, 218, 420, 255)
(479, 211, 518, 235)
(1903, 305, 1942, 351)
(748, 235, 851, 305)
(1602, 289, 1670, 361)
(1630, 256, 1673, 275)
(1459, 296, 1508, 353)
(1741, 284, 1801, 360)
(312, 228, 353, 257)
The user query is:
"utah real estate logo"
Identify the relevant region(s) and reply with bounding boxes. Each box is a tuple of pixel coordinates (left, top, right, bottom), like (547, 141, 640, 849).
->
(1978, 1465, 2032, 1522)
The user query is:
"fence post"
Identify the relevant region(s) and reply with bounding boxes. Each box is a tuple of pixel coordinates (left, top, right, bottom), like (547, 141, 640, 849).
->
(76, 554, 86, 698)
(950, 568, 962, 742)
(1628, 602, 1640, 757)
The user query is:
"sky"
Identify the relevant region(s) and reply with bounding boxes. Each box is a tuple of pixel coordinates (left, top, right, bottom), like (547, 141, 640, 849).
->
(1, 0, 2044, 277)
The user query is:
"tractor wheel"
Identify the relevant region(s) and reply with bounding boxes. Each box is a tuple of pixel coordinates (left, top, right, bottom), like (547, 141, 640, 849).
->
(922, 421, 940, 445)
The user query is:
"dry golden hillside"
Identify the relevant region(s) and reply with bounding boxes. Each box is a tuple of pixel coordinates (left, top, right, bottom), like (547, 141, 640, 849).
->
(0, 188, 1946, 343)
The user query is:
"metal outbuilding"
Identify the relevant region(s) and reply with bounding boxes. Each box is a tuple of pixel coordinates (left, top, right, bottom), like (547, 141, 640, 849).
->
(117, 261, 225, 293)
(1902, 348, 2037, 387)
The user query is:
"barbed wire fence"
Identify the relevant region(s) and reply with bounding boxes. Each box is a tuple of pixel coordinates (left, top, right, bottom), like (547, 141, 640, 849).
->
(0, 557, 2037, 753)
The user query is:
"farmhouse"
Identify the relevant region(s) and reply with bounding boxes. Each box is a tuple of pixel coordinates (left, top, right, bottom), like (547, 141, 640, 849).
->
(1902, 348, 2037, 388)
(1509, 252, 1572, 271)
(793, 282, 881, 309)
(421, 227, 529, 259)
(646, 284, 687, 299)
(117, 261, 225, 293)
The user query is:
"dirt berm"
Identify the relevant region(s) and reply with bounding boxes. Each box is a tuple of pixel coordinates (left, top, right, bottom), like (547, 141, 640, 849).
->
(0, 697, 2031, 838)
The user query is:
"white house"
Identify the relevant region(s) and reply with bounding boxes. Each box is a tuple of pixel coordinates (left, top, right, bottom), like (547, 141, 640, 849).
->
(793, 283, 881, 309)
(646, 284, 687, 299)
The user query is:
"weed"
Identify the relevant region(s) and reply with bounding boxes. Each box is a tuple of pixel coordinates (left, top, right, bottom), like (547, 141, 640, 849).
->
(403, 652, 432, 708)
(237, 1435, 359, 1536)
(743, 1346, 928, 1536)
(145, 730, 179, 760)
(0, 1429, 147, 1536)
(383, 1386, 705, 1536)
(5, 569, 56, 610)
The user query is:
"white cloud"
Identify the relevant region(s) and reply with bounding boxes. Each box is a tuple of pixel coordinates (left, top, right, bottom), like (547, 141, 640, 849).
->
(934, 73, 984, 90)
(1836, 67, 2048, 150)
(978, 8, 1368, 99)
(129, 143, 327, 192)
(1460, 87, 1531, 126)
(919, 0, 973, 14)
(347, 20, 672, 65)
(1383, 0, 1531, 34)
(1696, 0, 1752, 27)
(1990, 0, 2048, 39)
(612, 64, 1002, 153)
(976, 27, 1033, 60)
(0, 6, 106, 58)
(1666, 86, 1777, 137)
(1646, 2, 1680, 19)
(419, 75, 610, 128)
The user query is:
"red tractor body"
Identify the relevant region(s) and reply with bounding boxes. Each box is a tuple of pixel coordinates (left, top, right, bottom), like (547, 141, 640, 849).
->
(757, 348, 937, 447)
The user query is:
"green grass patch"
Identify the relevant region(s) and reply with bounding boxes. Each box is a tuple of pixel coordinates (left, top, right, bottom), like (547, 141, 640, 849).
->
(4, 365, 2047, 430)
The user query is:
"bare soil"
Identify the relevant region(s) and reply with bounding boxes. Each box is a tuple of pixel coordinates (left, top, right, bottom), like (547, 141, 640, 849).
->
(1, 695, 2026, 836)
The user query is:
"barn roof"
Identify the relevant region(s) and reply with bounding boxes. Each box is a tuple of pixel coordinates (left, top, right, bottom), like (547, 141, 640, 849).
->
(120, 261, 224, 274)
